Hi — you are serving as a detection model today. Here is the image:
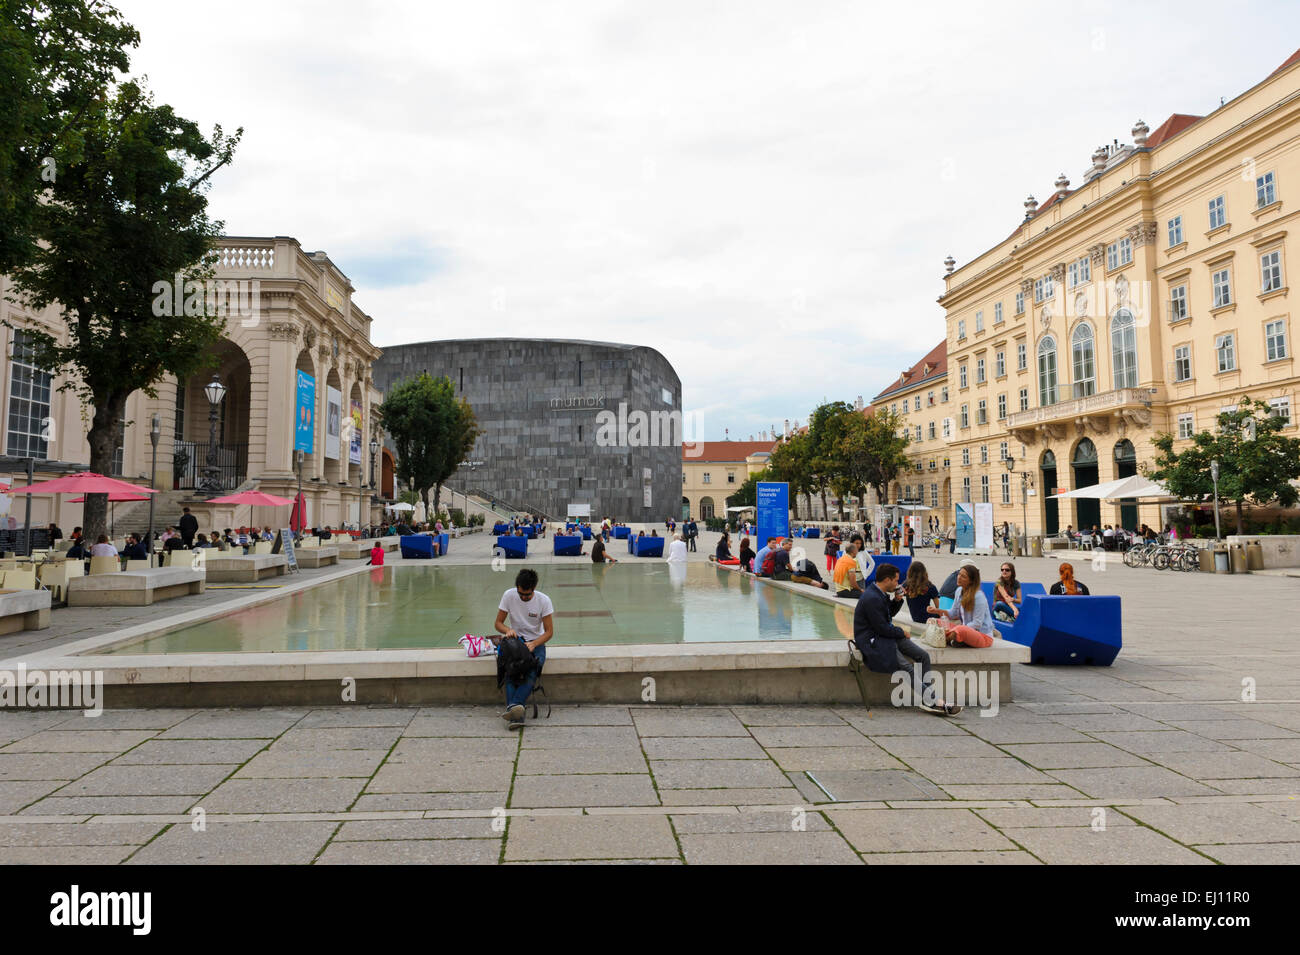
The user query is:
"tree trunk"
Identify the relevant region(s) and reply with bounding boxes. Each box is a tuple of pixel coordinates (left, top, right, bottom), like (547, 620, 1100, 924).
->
(420, 487, 430, 523)
(819, 487, 828, 520)
(83, 396, 126, 544)
(1235, 500, 1244, 535)
(433, 483, 442, 516)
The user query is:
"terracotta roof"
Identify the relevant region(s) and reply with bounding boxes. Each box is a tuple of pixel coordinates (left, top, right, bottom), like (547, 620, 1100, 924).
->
(1271, 47, 1300, 77)
(682, 440, 776, 462)
(872, 341, 947, 402)
(1145, 113, 1203, 150)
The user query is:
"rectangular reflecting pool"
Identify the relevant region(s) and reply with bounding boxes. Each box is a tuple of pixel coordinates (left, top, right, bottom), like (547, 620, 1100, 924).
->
(103, 563, 857, 654)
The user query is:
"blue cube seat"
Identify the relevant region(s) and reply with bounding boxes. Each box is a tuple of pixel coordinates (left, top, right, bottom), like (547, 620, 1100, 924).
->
(613, 527, 630, 539)
(628, 536, 665, 557)
(496, 535, 527, 559)
(492, 523, 510, 535)
(553, 535, 583, 556)
(400, 534, 437, 559)
(864, 554, 911, 585)
(998, 594, 1122, 665)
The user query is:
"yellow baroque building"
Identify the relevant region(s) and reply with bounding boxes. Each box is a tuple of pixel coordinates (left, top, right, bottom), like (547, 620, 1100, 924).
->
(938, 49, 1300, 537)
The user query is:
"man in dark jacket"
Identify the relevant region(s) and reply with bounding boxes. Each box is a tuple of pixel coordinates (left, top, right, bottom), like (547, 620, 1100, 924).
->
(853, 563, 959, 715)
(178, 507, 199, 547)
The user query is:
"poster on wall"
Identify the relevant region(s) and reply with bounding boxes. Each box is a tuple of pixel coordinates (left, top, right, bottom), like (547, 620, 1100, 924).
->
(325, 387, 341, 460)
(349, 400, 363, 465)
(642, 467, 652, 508)
(294, 371, 315, 453)
(955, 502, 975, 553)
(974, 502, 995, 551)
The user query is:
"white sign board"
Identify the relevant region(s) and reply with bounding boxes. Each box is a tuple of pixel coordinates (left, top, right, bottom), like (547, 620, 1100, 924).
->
(567, 503, 591, 518)
(974, 502, 995, 551)
(325, 386, 342, 460)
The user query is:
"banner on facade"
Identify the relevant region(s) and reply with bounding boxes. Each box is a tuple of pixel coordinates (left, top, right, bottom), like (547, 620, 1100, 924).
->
(757, 482, 790, 547)
(974, 502, 994, 551)
(294, 371, 315, 454)
(325, 387, 342, 460)
(349, 399, 363, 465)
(955, 502, 975, 552)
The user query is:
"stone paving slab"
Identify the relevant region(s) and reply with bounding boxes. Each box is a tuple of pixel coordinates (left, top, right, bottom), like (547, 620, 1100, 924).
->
(126, 821, 337, 864)
(236, 749, 389, 778)
(3, 729, 158, 753)
(1000, 826, 1213, 865)
(366, 762, 513, 794)
(829, 808, 1018, 853)
(58, 763, 236, 796)
(504, 814, 678, 861)
(0, 845, 139, 864)
(510, 774, 659, 808)
(863, 849, 1042, 864)
(678, 830, 861, 865)
(201, 778, 366, 813)
(1121, 802, 1300, 845)
(316, 838, 500, 864)
(0, 821, 166, 845)
(640, 737, 768, 760)
(515, 747, 648, 775)
(0, 752, 110, 780)
(766, 745, 905, 772)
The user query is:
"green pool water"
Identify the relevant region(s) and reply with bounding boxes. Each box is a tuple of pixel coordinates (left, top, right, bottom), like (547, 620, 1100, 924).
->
(103, 564, 857, 654)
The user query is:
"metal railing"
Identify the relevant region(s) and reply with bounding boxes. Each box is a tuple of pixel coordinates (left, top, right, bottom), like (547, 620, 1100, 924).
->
(174, 441, 247, 491)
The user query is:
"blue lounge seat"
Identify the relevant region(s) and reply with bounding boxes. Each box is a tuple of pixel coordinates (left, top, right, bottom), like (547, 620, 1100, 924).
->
(613, 527, 630, 540)
(495, 535, 527, 559)
(999, 594, 1122, 665)
(521, 526, 536, 539)
(578, 526, 593, 540)
(400, 534, 437, 559)
(628, 536, 665, 557)
(863, 554, 911, 585)
(979, 581, 1046, 641)
(492, 523, 510, 535)
(804, 528, 820, 538)
(434, 533, 449, 557)
(553, 534, 582, 556)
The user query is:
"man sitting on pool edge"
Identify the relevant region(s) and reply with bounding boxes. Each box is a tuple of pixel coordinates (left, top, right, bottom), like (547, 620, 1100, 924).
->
(491, 568, 554, 730)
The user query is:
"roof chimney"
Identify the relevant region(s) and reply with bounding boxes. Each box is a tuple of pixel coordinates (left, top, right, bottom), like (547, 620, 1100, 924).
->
(855, 395, 864, 411)
(1023, 195, 1038, 219)
(1132, 119, 1150, 148)
(784, 418, 790, 436)
(1055, 173, 1069, 198)
(943, 255, 955, 274)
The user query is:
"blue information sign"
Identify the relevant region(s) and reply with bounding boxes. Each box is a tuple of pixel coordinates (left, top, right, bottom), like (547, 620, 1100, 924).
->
(295, 370, 316, 453)
(955, 502, 975, 552)
(756, 481, 789, 549)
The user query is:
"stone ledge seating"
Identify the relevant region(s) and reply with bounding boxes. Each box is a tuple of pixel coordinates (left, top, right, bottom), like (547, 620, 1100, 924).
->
(67, 567, 205, 607)
(0, 589, 51, 633)
(294, 545, 338, 568)
(203, 554, 287, 583)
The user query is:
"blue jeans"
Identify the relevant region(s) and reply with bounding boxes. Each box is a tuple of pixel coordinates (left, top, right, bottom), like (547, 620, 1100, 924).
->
(993, 600, 1016, 618)
(505, 644, 546, 708)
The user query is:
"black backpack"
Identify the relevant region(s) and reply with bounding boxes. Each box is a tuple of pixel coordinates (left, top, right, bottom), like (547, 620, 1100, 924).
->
(495, 637, 551, 718)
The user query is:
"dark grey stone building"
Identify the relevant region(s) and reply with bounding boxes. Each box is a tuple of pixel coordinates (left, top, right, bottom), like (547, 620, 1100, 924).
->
(372, 339, 683, 522)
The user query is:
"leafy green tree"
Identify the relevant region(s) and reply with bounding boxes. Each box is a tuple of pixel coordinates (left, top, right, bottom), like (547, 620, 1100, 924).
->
(840, 406, 910, 507)
(7, 79, 241, 542)
(806, 401, 855, 516)
(0, 0, 139, 273)
(377, 374, 482, 517)
(1147, 396, 1300, 535)
(726, 468, 770, 510)
(768, 430, 815, 519)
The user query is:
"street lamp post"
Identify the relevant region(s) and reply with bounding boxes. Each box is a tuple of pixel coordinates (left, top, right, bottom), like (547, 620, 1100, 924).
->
(369, 438, 379, 491)
(199, 375, 227, 495)
(1210, 459, 1222, 541)
(147, 413, 161, 551)
(295, 449, 304, 537)
(1006, 457, 1032, 554)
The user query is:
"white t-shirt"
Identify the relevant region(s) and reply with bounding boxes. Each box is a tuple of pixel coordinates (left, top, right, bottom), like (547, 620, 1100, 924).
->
(666, 539, 688, 562)
(498, 588, 554, 641)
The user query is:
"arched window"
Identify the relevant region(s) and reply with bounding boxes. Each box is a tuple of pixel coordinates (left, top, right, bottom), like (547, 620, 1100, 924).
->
(1111, 309, 1138, 389)
(1041, 449, 1057, 469)
(1071, 323, 1096, 398)
(1113, 439, 1136, 464)
(1072, 438, 1098, 466)
(1037, 336, 1058, 406)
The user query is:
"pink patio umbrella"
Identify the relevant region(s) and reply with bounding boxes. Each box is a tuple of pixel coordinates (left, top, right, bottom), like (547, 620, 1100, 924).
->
(67, 492, 151, 538)
(8, 472, 157, 548)
(205, 489, 296, 538)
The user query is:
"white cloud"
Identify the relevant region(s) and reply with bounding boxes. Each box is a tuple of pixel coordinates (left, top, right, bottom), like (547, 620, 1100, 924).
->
(118, 0, 1300, 438)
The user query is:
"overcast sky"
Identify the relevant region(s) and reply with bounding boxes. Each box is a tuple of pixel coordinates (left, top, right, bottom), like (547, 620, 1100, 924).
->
(120, 0, 1300, 440)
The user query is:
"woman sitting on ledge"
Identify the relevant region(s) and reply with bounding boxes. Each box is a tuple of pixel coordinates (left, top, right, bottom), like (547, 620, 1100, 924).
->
(941, 564, 995, 648)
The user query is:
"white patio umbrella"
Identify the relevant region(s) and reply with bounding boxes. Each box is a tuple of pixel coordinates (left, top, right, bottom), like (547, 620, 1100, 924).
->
(387, 502, 415, 512)
(1052, 475, 1172, 500)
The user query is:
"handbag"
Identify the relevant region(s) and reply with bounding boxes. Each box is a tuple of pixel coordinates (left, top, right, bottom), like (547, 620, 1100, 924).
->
(459, 634, 496, 658)
(920, 620, 948, 649)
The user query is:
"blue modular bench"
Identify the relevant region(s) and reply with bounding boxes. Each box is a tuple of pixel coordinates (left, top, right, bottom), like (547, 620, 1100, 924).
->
(578, 525, 593, 540)
(434, 533, 449, 557)
(400, 534, 437, 559)
(996, 593, 1122, 665)
(553, 534, 583, 556)
(863, 553, 911, 585)
(493, 523, 510, 535)
(521, 525, 537, 539)
(613, 526, 631, 539)
(802, 528, 821, 538)
(627, 536, 665, 557)
(979, 581, 1046, 640)
(495, 535, 528, 559)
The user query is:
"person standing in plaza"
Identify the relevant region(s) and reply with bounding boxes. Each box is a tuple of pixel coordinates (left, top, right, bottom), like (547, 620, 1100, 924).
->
(946, 523, 956, 554)
(687, 517, 698, 552)
(824, 528, 841, 572)
(906, 522, 915, 557)
(493, 568, 554, 730)
(179, 507, 198, 548)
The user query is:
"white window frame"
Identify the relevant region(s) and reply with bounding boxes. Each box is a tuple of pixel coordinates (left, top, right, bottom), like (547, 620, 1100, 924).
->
(959, 364, 968, 388)
(975, 358, 985, 383)
(1111, 309, 1139, 390)
(1001, 473, 1011, 504)
(999, 440, 1009, 460)
(1257, 171, 1276, 208)
(1119, 236, 1132, 265)
(961, 447, 970, 466)
(1167, 216, 1183, 247)
(994, 302, 1003, 324)
(1107, 242, 1119, 271)
(997, 393, 1007, 419)
(1173, 344, 1192, 382)
(1037, 336, 1059, 406)
(1071, 322, 1097, 398)
(957, 319, 966, 340)
(960, 404, 969, 429)
(1079, 255, 1091, 283)
(1212, 268, 1232, 308)
(1216, 333, 1236, 373)
(995, 350, 1005, 377)
(977, 399, 987, 425)
(1169, 284, 1187, 321)
(1261, 250, 1283, 293)
(1016, 342, 1027, 370)
(1177, 413, 1195, 439)
(1266, 319, 1288, 361)
(975, 310, 984, 332)
(1208, 195, 1225, 230)
(980, 474, 989, 504)
(1270, 396, 1292, 425)
(1015, 291, 1025, 314)
(1018, 387, 1029, 412)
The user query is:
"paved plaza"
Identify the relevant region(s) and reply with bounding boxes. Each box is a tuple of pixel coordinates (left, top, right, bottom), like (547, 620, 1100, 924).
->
(0, 531, 1297, 864)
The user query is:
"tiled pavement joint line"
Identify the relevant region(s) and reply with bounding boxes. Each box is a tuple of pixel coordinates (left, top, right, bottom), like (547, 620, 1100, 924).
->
(632, 707, 683, 863)
(310, 821, 345, 865)
(499, 722, 524, 866)
(1110, 806, 1222, 865)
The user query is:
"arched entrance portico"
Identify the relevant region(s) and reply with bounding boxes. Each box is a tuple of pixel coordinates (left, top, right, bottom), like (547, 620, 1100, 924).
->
(1114, 439, 1138, 530)
(1041, 450, 1059, 535)
(1071, 438, 1100, 531)
(699, 496, 715, 520)
(174, 339, 251, 491)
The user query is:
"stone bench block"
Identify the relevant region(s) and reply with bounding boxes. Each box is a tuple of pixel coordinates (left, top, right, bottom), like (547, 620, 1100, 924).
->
(67, 568, 205, 607)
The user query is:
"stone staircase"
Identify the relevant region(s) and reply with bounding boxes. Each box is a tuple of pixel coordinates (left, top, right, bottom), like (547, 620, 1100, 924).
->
(106, 481, 258, 538)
